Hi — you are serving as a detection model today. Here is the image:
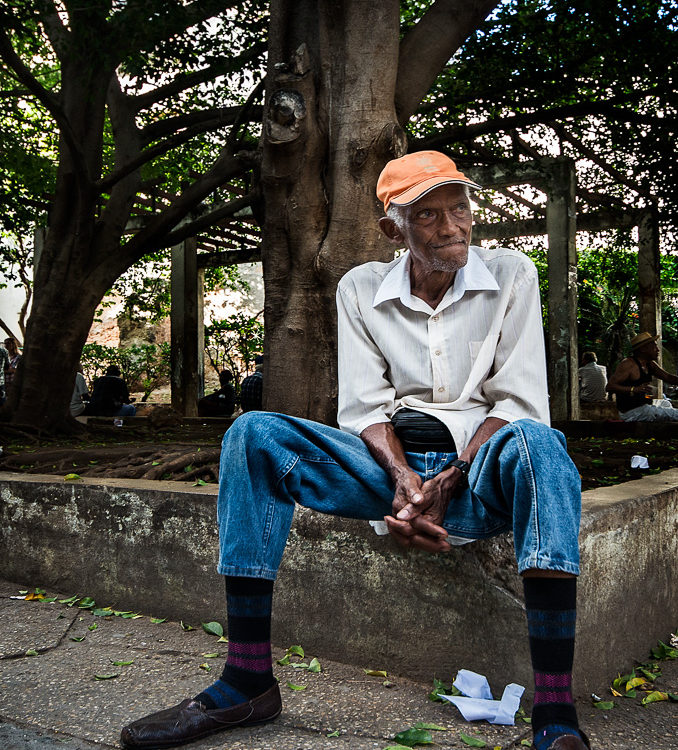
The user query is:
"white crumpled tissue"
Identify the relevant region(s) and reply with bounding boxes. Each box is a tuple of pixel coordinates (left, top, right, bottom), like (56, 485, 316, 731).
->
(440, 668, 525, 725)
(630, 455, 649, 469)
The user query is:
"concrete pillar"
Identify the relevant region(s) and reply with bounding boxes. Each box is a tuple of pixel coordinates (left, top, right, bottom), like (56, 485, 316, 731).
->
(546, 160, 579, 421)
(170, 238, 204, 416)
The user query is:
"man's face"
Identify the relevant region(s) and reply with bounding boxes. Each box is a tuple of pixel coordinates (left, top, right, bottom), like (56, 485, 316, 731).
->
(385, 184, 473, 275)
(637, 340, 660, 360)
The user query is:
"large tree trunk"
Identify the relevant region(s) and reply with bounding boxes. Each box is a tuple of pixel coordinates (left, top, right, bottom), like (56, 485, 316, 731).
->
(260, 0, 406, 424)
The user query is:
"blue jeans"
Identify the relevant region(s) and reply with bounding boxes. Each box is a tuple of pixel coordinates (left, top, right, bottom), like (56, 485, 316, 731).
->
(216, 413, 581, 579)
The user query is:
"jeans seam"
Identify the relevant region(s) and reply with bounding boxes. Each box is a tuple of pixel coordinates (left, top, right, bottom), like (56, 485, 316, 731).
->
(513, 422, 540, 568)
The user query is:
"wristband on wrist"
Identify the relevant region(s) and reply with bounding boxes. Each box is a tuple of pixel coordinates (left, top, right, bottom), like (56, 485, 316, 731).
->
(450, 458, 470, 478)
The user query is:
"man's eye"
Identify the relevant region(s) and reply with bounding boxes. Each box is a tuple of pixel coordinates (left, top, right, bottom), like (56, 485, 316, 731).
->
(417, 210, 433, 219)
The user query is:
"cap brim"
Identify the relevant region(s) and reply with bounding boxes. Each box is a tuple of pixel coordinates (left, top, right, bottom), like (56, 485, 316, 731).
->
(632, 335, 660, 348)
(390, 176, 482, 207)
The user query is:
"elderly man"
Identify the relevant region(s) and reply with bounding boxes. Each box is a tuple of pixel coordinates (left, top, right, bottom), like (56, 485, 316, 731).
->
(121, 152, 587, 750)
(607, 332, 678, 421)
(578, 352, 607, 402)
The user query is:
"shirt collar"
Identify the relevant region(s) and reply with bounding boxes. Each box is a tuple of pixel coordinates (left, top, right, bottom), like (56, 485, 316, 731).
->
(373, 247, 499, 312)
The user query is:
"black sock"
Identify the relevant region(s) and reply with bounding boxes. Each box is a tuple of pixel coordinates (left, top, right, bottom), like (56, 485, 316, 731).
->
(523, 577, 581, 749)
(194, 577, 275, 709)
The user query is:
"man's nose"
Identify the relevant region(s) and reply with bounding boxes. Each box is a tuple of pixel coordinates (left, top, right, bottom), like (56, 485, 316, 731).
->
(437, 209, 464, 234)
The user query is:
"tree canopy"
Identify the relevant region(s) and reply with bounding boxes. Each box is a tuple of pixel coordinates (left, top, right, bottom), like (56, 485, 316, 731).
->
(1, 0, 676, 428)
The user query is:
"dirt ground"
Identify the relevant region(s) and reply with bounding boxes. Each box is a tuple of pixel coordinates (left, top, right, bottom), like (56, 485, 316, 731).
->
(1, 415, 677, 491)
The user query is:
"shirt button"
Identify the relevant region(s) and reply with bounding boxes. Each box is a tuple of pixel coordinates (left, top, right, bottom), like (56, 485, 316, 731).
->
(432, 315, 439, 322)
(434, 350, 441, 356)
(438, 386, 445, 392)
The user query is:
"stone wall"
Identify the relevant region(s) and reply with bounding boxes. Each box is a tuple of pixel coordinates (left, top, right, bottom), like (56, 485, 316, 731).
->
(1, 470, 677, 696)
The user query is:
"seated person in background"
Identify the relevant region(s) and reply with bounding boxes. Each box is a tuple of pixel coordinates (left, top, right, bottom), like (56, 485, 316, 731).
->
(85, 364, 136, 417)
(0, 341, 9, 406)
(4, 337, 21, 389)
(578, 351, 607, 402)
(607, 332, 678, 422)
(70, 367, 90, 417)
(198, 369, 237, 417)
(239, 355, 263, 412)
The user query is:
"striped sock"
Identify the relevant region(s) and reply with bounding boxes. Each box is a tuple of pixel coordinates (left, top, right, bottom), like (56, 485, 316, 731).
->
(194, 577, 275, 710)
(524, 577, 582, 750)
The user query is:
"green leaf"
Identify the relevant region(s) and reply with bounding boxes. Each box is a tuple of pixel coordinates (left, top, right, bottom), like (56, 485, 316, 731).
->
(291, 662, 309, 670)
(151, 461, 161, 466)
(413, 722, 447, 731)
(25, 648, 39, 656)
(590, 458, 604, 466)
(19, 590, 28, 594)
(70, 636, 85, 642)
(94, 673, 119, 680)
(88, 623, 98, 631)
(364, 668, 388, 677)
(668, 693, 678, 702)
(78, 597, 96, 609)
(327, 730, 340, 737)
(624, 690, 637, 698)
(110, 659, 134, 666)
(276, 654, 291, 666)
(64, 473, 81, 481)
(121, 613, 143, 619)
(393, 728, 434, 746)
(201, 652, 219, 658)
(308, 657, 322, 673)
(58, 595, 79, 604)
(180, 621, 195, 631)
(199, 663, 211, 672)
(92, 608, 113, 617)
(383, 746, 413, 750)
(287, 645, 304, 658)
(286, 681, 307, 691)
(41, 596, 57, 603)
(593, 701, 615, 710)
(641, 690, 668, 705)
(193, 479, 208, 486)
(150, 617, 167, 624)
(459, 733, 486, 747)
(521, 741, 532, 747)
(202, 621, 224, 637)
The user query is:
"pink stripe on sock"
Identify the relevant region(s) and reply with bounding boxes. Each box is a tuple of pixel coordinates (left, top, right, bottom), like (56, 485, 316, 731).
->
(534, 672, 572, 688)
(227, 654, 272, 672)
(534, 689, 573, 705)
(228, 641, 271, 656)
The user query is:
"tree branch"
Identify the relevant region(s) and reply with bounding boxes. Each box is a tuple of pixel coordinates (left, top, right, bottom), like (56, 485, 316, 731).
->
(395, 0, 499, 123)
(132, 43, 266, 111)
(98, 115, 239, 191)
(412, 100, 671, 150)
(141, 105, 257, 142)
(0, 27, 89, 187)
(110, 0, 241, 63)
(550, 122, 654, 198)
(118, 149, 254, 263)
(160, 192, 255, 248)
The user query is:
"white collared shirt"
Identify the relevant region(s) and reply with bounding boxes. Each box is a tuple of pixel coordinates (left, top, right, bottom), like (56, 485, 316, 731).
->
(336, 245, 550, 453)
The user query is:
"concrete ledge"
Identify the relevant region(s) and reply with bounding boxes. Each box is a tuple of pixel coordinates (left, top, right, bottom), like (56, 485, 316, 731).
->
(1, 470, 677, 696)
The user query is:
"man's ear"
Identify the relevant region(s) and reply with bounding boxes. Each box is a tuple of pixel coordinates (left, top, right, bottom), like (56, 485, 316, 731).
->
(378, 216, 403, 242)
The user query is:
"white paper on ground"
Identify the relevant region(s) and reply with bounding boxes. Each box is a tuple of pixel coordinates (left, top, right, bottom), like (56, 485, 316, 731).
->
(440, 669, 525, 725)
(630, 455, 649, 469)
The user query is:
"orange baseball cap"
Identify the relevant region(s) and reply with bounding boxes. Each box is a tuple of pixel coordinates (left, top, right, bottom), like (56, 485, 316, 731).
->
(377, 151, 481, 210)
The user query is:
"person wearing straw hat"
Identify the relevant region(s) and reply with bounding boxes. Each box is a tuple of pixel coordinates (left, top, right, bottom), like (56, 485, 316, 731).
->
(607, 332, 678, 421)
(122, 152, 588, 750)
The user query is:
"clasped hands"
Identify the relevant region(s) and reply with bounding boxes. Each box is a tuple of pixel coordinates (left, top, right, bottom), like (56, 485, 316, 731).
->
(384, 466, 464, 553)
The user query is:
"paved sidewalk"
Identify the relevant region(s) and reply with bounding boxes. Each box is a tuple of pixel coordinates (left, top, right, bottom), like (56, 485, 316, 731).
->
(0, 579, 676, 749)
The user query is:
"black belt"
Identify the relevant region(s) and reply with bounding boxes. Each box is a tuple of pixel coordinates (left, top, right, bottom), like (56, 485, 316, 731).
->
(391, 408, 456, 452)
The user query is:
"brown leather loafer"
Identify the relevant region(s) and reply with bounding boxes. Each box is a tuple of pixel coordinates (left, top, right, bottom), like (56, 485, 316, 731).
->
(532, 730, 591, 750)
(120, 682, 282, 748)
